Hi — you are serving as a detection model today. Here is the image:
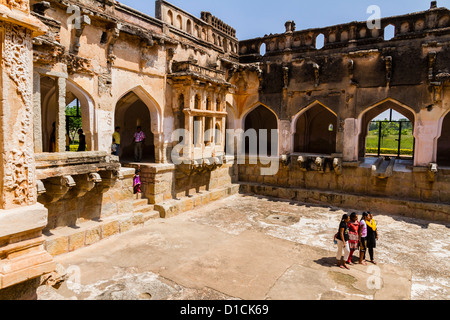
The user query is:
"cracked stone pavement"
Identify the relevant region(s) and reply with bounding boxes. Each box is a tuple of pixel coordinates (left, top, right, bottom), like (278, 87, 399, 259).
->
(37, 194, 450, 300)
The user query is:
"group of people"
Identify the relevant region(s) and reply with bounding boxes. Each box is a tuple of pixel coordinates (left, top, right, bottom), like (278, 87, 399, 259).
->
(334, 211, 379, 270)
(111, 126, 146, 162)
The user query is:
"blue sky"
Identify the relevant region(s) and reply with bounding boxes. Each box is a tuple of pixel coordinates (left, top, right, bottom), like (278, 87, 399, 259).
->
(118, 0, 449, 39)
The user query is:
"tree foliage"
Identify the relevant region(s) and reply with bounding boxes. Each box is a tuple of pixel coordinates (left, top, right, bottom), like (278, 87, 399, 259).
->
(66, 104, 82, 142)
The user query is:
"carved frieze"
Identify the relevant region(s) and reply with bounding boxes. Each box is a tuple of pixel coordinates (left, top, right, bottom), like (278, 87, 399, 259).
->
(3, 0, 30, 13)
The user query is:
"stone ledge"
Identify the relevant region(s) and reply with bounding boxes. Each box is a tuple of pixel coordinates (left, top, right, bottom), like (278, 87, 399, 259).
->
(0, 204, 48, 239)
(154, 184, 240, 219)
(122, 163, 176, 174)
(239, 182, 450, 223)
(44, 209, 160, 257)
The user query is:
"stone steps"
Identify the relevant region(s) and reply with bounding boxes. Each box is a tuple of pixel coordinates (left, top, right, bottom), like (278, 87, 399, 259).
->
(44, 185, 240, 257)
(44, 208, 161, 257)
(239, 182, 450, 223)
(154, 184, 240, 219)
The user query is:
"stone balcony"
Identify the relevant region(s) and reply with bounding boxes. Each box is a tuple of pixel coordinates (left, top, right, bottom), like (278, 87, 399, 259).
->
(170, 60, 229, 85)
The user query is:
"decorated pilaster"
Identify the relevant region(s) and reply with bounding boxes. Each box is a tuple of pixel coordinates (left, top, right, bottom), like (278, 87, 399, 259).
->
(0, 0, 55, 298)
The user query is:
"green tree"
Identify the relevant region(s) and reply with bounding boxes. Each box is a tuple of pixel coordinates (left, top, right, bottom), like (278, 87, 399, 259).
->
(66, 104, 82, 143)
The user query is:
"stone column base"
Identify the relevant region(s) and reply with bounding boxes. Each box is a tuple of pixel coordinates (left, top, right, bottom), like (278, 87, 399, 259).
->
(0, 204, 56, 298)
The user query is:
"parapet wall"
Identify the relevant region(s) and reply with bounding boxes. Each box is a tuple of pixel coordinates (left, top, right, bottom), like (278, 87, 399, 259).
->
(239, 6, 450, 60)
(156, 0, 239, 56)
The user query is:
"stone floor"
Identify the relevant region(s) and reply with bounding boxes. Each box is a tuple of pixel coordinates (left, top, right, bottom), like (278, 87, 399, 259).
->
(37, 194, 450, 300)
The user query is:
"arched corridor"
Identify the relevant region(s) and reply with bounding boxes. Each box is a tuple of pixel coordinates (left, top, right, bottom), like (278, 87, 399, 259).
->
(437, 112, 450, 166)
(244, 105, 278, 156)
(39, 77, 95, 153)
(293, 103, 337, 155)
(115, 91, 156, 163)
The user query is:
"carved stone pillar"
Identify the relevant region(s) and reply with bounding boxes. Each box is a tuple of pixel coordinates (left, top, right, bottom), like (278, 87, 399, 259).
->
(343, 118, 358, 162)
(414, 114, 441, 167)
(0, 0, 55, 298)
(279, 120, 291, 155)
(33, 72, 43, 153)
(55, 77, 66, 153)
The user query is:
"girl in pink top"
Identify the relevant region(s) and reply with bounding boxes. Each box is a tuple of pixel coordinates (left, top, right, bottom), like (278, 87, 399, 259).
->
(359, 212, 369, 265)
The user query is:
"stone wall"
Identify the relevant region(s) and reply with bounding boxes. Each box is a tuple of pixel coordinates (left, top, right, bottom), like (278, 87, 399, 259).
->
(238, 158, 450, 222)
(42, 168, 135, 232)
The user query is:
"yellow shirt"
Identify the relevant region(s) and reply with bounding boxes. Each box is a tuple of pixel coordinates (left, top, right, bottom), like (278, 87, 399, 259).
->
(113, 132, 121, 145)
(366, 219, 377, 231)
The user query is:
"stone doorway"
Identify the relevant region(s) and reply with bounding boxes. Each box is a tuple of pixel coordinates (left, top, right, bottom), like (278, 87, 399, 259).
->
(437, 112, 450, 166)
(294, 103, 337, 155)
(244, 105, 278, 156)
(115, 92, 155, 163)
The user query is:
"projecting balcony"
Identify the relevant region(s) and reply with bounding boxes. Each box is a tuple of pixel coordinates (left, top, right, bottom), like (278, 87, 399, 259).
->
(169, 60, 229, 85)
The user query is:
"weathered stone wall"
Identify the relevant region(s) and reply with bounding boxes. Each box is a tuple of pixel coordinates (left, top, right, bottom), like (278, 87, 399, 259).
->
(235, 5, 450, 166)
(238, 159, 450, 221)
(42, 169, 135, 232)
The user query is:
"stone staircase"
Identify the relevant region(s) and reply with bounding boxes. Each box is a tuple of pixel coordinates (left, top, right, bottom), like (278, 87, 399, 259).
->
(44, 195, 161, 257)
(44, 184, 241, 257)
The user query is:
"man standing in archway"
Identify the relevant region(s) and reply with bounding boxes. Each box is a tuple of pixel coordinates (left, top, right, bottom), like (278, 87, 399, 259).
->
(112, 126, 121, 156)
(133, 126, 146, 162)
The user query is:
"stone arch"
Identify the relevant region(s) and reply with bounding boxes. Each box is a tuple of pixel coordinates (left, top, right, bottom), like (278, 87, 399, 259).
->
(259, 42, 266, 56)
(242, 103, 279, 156)
(114, 86, 163, 162)
(241, 102, 279, 128)
(384, 24, 396, 41)
(315, 33, 325, 49)
(186, 20, 192, 34)
(40, 77, 97, 152)
(357, 98, 416, 159)
(115, 86, 162, 134)
(437, 110, 450, 166)
(167, 10, 174, 25)
(176, 15, 182, 30)
(206, 96, 212, 111)
(292, 101, 338, 154)
(66, 80, 96, 151)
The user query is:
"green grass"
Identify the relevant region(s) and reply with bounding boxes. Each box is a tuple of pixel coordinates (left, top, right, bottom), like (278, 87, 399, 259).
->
(366, 132, 414, 156)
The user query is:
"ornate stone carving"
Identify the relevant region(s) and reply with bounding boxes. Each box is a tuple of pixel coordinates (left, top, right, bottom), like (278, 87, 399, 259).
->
(4, 0, 30, 12)
(3, 150, 35, 206)
(3, 23, 36, 207)
(4, 23, 33, 107)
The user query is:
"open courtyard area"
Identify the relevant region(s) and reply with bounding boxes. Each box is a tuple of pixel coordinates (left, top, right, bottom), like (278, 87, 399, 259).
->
(1, 0, 450, 300)
(37, 193, 449, 301)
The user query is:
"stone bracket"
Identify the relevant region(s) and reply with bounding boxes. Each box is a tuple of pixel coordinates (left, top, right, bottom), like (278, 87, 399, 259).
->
(176, 156, 224, 176)
(428, 162, 438, 182)
(294, 155, 341, 174)
(372, 157, 396, 180)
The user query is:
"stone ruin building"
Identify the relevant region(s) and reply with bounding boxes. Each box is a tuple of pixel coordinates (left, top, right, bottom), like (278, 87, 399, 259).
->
(0, 0, 449, 299)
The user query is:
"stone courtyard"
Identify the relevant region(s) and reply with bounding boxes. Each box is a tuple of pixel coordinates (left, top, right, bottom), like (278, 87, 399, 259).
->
(37, 193, 449, 300)
(1, 0, 450, 300)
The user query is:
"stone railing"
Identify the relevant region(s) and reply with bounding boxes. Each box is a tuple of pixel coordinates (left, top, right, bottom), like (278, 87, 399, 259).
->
(171, 60, 226, 82)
